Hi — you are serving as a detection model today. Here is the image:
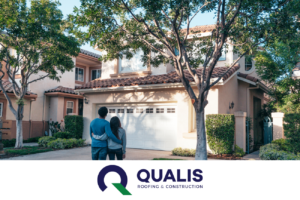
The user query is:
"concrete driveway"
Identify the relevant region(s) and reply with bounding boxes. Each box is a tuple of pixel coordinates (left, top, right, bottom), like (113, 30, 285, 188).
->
(1, 146, 195, 160)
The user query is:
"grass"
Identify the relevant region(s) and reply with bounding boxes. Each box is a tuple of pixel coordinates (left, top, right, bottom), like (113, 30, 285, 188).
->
(153, 158, 183, 160)
(4, 146, 53, 156)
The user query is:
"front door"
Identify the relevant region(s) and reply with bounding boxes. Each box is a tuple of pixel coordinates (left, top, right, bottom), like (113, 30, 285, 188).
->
(253, 97, 263, 150)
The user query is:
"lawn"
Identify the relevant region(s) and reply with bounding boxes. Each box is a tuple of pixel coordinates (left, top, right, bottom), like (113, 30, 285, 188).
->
(153, 158, 183, 160)
(4, 146, 53, 156)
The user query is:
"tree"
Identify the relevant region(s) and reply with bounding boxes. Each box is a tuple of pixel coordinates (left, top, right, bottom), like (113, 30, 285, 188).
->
(255, 39, 300, 114)
(69, 0, 300, 159)
(0, 0, 80, 148)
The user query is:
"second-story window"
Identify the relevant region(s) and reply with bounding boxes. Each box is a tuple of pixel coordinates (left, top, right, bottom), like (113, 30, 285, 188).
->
(245, 56, 253, 71)
(119, 50, 147, 73)
(91, 69, 101, 80)
(75, 67, 84, 82)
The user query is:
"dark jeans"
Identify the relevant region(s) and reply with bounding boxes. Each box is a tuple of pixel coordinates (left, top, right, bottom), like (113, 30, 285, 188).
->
(108, 148, 123, 160)
(91, 147, 107, 160)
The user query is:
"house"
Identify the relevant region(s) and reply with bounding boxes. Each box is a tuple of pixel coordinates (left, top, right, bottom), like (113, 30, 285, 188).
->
(0, 49, 101, 139)
(74, 25, 269, 151)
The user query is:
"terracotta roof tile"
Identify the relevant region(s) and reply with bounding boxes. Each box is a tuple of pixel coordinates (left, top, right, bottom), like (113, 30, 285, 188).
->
(45, 86, 76, 94)
(237, 73, 259, 82)
(0, 80, 36, 95)
(80, 49, 101, 59)
(178, 25, 216, 36)
(76, 65, 240, 90)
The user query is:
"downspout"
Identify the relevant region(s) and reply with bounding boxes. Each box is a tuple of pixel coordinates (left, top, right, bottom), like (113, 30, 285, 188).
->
(42, 94, 46, 135)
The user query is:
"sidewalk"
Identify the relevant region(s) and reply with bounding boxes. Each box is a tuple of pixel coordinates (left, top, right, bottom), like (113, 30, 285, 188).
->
(243, 150, 261, 160)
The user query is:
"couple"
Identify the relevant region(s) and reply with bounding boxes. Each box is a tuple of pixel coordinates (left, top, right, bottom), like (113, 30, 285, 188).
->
(90, 107, 126, 160)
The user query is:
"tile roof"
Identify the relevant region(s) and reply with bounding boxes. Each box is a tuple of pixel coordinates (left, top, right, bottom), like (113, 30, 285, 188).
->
(237, 72, 260, 82)
(76, 64, 240, 90)
(80, 49, 101, 59)
(0, 80, 36, 95)
(45, 86, 76, 94)
(181, 25, 216, 35)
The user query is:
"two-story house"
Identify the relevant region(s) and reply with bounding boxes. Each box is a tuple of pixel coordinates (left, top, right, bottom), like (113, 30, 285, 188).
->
(75, 25, 269, 151)
(0, 49, 101, 140)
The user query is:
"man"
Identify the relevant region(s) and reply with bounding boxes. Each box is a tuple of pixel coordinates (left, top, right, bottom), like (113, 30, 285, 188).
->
(90, 107, 122, 160)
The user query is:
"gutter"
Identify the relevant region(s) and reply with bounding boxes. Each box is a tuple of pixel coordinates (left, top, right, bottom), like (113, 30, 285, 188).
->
(237, 76, 271, 94)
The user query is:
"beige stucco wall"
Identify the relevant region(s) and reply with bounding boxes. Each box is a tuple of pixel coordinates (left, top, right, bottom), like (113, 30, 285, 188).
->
(217, 75, 239, 114)
(28, 57, 77, 122)
(48, 96, 65, 123)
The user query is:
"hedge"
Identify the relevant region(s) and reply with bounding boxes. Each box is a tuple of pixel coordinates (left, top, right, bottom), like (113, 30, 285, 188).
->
(259, 143, 300, 160)
(54, 132, 73, 139)
(206, 114, 235, 155)
(65, 115, 83, 139)
(38, 136, 56, 147)
(172, 148, 196, 157)
(47, 138, 85, 149)
(284, 114, 300, 153)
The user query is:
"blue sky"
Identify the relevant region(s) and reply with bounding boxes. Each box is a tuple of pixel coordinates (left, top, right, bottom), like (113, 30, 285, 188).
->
(57, 0, 216, 54)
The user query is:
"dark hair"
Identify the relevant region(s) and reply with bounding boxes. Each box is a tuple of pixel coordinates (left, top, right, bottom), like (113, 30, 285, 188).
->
(110, 116, 121, 139)
(98, 107, 108, 118)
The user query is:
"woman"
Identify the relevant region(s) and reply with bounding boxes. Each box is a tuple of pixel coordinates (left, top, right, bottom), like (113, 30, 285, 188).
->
(92, 116, 126, 160)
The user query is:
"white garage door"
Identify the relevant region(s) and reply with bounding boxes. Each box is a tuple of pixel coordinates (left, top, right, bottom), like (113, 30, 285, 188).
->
(96, 105, 177, 151)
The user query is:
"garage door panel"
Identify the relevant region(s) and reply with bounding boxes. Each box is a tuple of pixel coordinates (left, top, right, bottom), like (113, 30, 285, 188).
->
(97, 105, 177, 151)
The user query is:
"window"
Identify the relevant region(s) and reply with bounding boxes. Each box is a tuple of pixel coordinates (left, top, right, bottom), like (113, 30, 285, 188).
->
(167, 108, 176, 113)
(156, 108, 164, 113)
(127, 109, 134, 113)
(66, 102, 74, 115)
(245, 56, 253, 71)
(75, 67, 84, 82)
(146, 108, 153, 113)
(0, 102, 3, 117)
(136, 108, 144, 113)
(91, 69, 101, 80)
(119, 50, 147, 73)
(109, 109, 116, 113)
(118, 109, 125, 113)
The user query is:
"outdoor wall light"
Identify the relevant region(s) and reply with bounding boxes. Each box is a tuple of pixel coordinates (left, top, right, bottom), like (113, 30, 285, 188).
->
(229, 101, 234, 110)
(84, 97, 89, 104)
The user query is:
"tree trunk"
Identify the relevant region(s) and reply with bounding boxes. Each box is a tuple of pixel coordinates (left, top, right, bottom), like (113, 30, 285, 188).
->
(195, 109, 208, 160)
(15, 119, 23, 149)
(14, 104, 24, 149)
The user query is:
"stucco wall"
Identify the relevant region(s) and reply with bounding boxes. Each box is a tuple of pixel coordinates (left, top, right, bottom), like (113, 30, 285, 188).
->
(48, 96, 65, 123)
(29, 57, 77, 122)
(217, 75, 239, 114)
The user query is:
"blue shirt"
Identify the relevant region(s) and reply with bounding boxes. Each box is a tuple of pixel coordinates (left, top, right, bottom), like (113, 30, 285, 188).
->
(90, 118, 122, 147)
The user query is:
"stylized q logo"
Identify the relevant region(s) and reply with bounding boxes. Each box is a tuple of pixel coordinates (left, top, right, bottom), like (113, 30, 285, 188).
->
(97, 165, 131, 195)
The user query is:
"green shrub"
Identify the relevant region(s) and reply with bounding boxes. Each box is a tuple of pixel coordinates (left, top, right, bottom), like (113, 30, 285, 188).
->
(271, 139, 290, 152)
(65, 115, 83, 139)
(54, 132, 72, 139)
(233, 145, 245, 157)
(206, 114, 235, 155)
(38, 136, 56, 147)
(2, 139, 16, 148)
(259, 144, 300, 160)
(47, 138, 65, 149)
(47, 138, 85, 149)
(283, 114, 300, 153)
(172, 147, 195, 157)
(24, 137, 41, 143)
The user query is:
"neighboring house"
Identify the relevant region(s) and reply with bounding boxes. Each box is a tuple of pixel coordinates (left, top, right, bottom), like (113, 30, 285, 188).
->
(75, 25, 269, 151)
(0, 49, 101, 140)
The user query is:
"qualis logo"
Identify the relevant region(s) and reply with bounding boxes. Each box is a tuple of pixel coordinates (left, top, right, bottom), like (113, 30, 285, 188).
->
(97, 165, 132, 195)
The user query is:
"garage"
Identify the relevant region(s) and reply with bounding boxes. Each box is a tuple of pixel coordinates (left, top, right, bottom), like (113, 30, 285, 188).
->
(96, 105, 178, 151)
